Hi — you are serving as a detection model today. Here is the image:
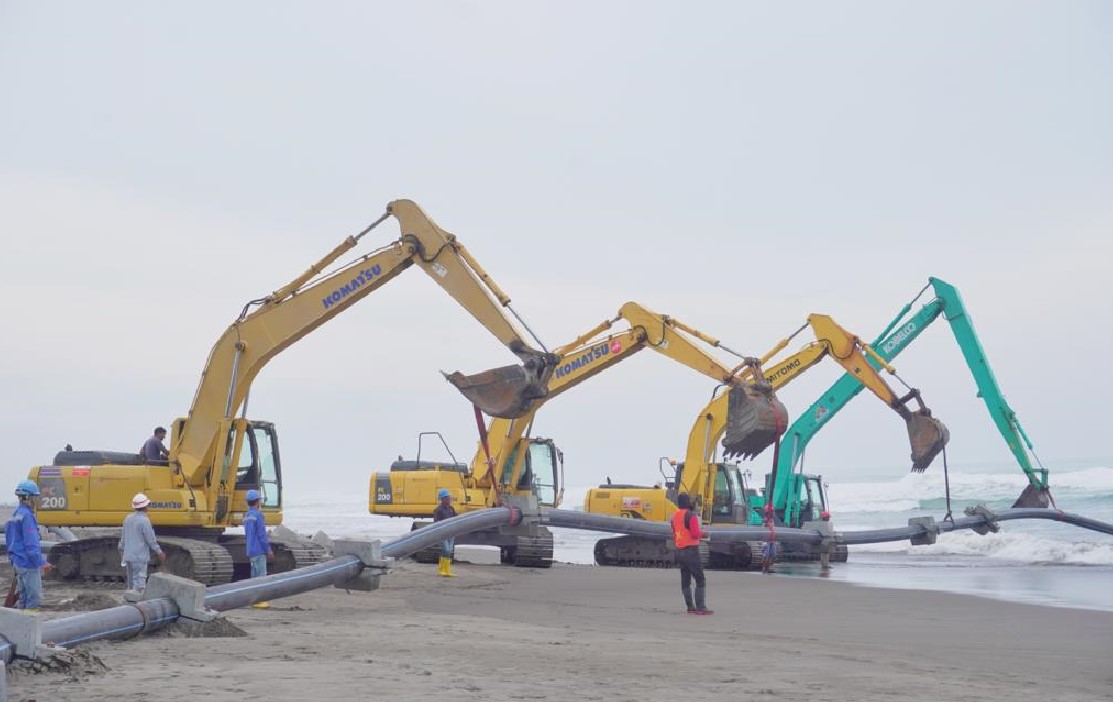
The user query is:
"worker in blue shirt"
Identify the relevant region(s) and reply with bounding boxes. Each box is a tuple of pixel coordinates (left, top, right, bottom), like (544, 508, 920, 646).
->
(5, 480, 54, 610)
(243, 489, 273, 609)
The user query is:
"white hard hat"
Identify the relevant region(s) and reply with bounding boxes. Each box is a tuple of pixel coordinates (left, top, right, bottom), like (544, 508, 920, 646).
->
(132, 493, 151, 509)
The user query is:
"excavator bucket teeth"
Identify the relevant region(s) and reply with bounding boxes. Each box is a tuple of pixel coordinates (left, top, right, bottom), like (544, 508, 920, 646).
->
(1012, 483, 1051, 509)
(443, 364, 549, 419)
(722, 385, 789, 461)
(907, 413, 950, 473)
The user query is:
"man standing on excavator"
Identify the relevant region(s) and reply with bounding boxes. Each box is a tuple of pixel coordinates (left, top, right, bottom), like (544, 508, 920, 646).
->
(141, 426, 170, 464)
(671, 493, 712, 615)
(433, 488, 458, 578)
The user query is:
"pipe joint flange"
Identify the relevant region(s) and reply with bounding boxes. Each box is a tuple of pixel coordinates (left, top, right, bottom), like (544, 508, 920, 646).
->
(964, 505, 1000, 535)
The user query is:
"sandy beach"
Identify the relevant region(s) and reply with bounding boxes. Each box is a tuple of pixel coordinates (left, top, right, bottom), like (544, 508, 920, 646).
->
(5, 558, 1112, 702)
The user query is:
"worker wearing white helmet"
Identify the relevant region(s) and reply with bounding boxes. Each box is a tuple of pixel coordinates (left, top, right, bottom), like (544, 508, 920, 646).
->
(117, 492, 165, 594)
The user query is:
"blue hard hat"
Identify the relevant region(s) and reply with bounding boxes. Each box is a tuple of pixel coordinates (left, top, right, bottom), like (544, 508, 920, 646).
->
(246, 489, 261, 503)
(15, 480, 40, 497)
(437, 488, 451, 500)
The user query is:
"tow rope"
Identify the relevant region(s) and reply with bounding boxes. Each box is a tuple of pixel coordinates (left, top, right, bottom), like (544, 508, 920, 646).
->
(941, 443, 954, 524)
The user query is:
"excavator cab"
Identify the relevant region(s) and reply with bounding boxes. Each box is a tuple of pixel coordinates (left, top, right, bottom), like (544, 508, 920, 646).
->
(443, 355, 555, 419)
(499, 437, 564, 506)
(761, 471, 831, 528)
(722, 383, 790, 460)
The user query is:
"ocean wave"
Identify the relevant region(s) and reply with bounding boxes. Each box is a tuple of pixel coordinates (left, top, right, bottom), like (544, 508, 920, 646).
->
(827, 467, 1113, 514)
(852, 529, 1113, 565)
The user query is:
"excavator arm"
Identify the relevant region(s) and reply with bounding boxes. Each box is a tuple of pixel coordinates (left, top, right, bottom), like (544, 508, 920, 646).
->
(776, 277, 1050, 508)
(470, 301, 773, 504)
(676, 314, 949, 521)
(171, 199, 557, 487)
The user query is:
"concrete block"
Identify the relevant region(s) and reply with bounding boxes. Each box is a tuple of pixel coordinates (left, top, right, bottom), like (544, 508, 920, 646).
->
(332, 540, 389, 569)
(332, 540, 390, 593)
(0, 607, 41, 660)
(334, 571, 382, 592)
(270, 525, 309, 544)
(310, 530, 334, 553)
(454, 546, 500, 565)
(908, 516, 939, 545)
(142, 573, 220, 622)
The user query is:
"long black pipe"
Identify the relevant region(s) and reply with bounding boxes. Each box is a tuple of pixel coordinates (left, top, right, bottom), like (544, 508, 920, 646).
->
(541, 507, 1113, 543)
(3, 505, 1108, 662)
(1, 508, 523, 663)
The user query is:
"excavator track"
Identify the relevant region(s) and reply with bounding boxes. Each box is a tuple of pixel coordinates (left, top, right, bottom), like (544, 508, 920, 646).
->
(509, 527, 553, 568)
(49, 536, 235, 586)
(593, 536, 711, 569)
(270, 538, 330, 572)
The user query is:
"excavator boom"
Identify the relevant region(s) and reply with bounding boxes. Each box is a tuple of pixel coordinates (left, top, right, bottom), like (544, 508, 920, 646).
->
(32, 199, 559, 586)
(172, 199, 556, 486)
(776, 277, 1049, 509)
(467, 301, 775, 502)
(589, 310, 950, 569)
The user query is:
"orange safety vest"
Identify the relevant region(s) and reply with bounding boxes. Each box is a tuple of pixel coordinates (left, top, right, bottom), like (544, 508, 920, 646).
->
(671, 509, 700, 549)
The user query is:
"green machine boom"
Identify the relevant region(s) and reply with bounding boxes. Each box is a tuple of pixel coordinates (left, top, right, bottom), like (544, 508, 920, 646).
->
(755, 276, 1052, 531)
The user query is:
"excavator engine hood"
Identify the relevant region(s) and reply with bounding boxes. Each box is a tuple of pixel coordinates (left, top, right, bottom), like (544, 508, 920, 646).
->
(443, 362, 553, 419)
(907, 412, 950, 473)
(722, 384, 789, 461)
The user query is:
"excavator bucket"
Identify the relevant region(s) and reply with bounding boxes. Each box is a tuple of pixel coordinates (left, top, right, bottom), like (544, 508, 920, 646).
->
(907, 412, 950, 473)
(722, 384, 789, 461)
(443, 363, 550, 419)
(1012, 483, 1051, 509)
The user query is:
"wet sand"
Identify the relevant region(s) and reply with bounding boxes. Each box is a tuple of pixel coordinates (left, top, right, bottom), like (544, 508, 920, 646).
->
(5, 559, 1113, 702)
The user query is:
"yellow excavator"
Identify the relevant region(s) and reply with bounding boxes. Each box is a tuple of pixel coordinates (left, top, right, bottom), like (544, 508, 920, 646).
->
(28, 200, 560, 584)
(586, 313, 950, 568)
(369, 301, 784, 566)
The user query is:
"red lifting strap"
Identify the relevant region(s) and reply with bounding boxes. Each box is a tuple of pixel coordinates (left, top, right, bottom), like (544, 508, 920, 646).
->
(473, 405, 501, 505)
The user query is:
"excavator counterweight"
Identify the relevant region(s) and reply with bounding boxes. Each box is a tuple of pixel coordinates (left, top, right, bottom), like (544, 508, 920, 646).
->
(722, 384, 789, 460)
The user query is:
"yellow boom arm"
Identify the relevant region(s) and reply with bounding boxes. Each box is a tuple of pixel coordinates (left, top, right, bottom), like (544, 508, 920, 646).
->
(171, 199, 556, 488)
(677, 314, 948, 508)
(471, 301, 761, 504)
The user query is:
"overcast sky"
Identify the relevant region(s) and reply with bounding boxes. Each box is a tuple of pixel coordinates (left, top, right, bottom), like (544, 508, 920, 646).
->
(1, 2, 1109, 506)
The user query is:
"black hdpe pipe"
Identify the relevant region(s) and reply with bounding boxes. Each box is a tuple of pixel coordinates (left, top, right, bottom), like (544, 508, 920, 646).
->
(540, 506, 1113, 543)
(0, 508, 522, 662)
(4, 505, 1107, 661)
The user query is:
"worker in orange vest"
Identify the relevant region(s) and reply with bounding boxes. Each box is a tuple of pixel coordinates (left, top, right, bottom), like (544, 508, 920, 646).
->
(671, 493, 712, 615)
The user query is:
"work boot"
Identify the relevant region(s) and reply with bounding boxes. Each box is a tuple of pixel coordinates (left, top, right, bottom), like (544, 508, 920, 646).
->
(252, 601, 271, 609)
(682, 586, 696, 612)
(438, 556, 457, 578)
(694, 586, 713, 615)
